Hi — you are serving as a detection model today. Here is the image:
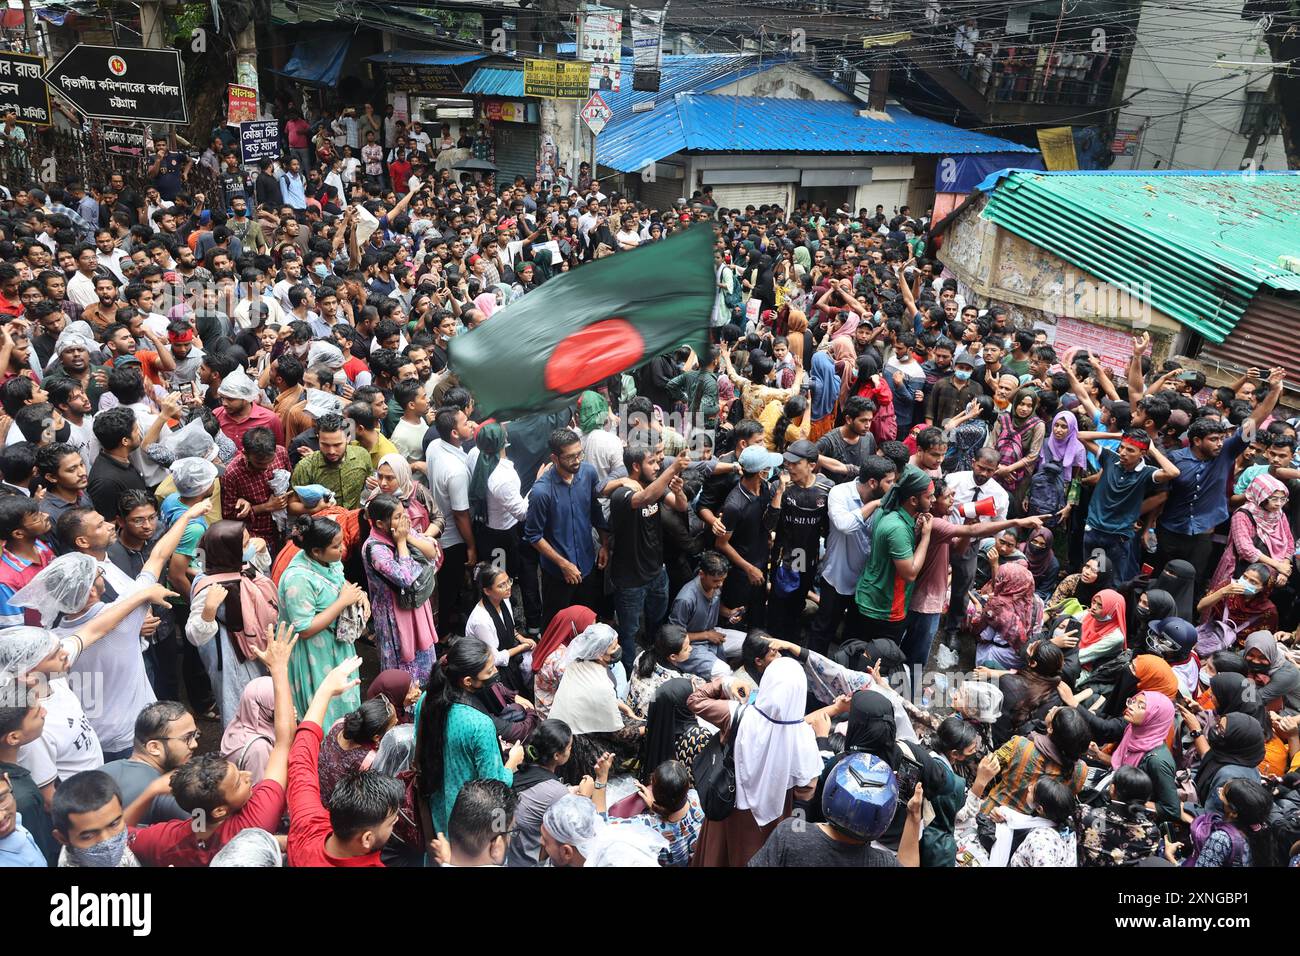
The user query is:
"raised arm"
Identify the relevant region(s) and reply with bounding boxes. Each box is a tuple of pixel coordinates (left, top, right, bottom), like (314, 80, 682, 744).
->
(1250, 366, 1286, 427)
(75, 583, 177, 652)
(1127, 332, 1149, 402)
(143, 498, 214, 581)
(249, 622, 301, 788)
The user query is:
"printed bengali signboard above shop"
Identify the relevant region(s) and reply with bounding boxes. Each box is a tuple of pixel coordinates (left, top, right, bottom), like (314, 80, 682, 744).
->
(381, 63, 466, 94)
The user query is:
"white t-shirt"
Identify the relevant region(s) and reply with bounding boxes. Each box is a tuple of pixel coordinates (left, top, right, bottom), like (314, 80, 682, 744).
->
(391, 418, 428, 464)
(427, 439, 475, 548)
(59, 571, 157, 755)
(18, 638, 103, 784)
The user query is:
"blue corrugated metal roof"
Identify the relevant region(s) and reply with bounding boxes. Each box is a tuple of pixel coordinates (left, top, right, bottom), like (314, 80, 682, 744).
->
(596, 93, 1037, 172)
(462, 53, 781, 107)
(364, 50, 487, 67)
(463, 66, 526, 97)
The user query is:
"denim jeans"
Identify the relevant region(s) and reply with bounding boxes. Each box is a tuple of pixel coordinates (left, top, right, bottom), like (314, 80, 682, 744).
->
(1083, 528, 1137, 584)
(900, 610, 943, 667)
(615, 566, 670, 671)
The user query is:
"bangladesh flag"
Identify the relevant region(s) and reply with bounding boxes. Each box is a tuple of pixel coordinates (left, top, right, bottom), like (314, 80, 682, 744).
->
(449, 224, 717, 419)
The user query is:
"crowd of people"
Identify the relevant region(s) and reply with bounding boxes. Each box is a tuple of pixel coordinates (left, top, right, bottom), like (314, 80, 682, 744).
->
(0, 139, 1298, 870)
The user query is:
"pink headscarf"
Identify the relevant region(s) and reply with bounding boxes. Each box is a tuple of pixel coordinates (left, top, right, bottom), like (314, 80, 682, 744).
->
(980, 563, 1040, 651)
(474, 292, 498, 318)
(1110, 690, 1175, 768)
(830, 311, 860, 340)
(1242, 472, 1293, 561)
(221, 677, 275, 783)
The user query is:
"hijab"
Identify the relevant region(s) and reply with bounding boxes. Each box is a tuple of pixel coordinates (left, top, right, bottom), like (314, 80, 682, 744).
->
(1075, 549, 1115, 607)
(467, 422, 506, 525)
(1111, 690, 1175, 769)
(533, 246, 555, 283)
(1194, 712, 1266, 804)
(785, 310, 808, 366)
(1133, 655, 1180, 699)
(1155, 560, 1196, 621)
(830, 311, 860, 342)
(1009, 387, 1039, 427)
(548, 624, 622, 736)
(366, 670, 414, 724)
(1080, 588, 1126, 650)
(733, 657, 823, 826)
(641, 678, 698, 778)
(199, 520, 250, 633)
(792, 245, 811, 273)
(1210, 672, 1268, 732)
(576, 390, 609, 435)
(532, 605, 597, 671)
(363, 452, 416, 507)
(845, 689, 897, 762)
(474, 292, 498, 318)
(1242, 473, 1292, 559)
(982, 564, 1039, 652)
(1134, 588, 1177, 635)
(220, 677, 275, 781)
(1024, 528, 1056, 579)
(1241, 631, 1300, 705)
(810, 350, 839, 420)
(1044, 410, 1087, 478)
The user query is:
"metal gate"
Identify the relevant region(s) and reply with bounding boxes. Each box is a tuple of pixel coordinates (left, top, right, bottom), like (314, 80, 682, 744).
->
(493, 123, 538, 183)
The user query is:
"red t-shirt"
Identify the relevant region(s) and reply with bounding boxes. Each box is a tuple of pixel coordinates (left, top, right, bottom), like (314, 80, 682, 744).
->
(128, 778, 286, 867)
(342, 355, 369, 385)
(286, 721, 384, 867)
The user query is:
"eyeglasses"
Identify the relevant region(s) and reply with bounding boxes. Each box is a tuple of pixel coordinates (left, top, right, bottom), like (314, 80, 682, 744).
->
(154, 730, 201, 745)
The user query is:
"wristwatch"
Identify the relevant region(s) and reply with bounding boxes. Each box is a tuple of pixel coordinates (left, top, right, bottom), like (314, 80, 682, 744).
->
(1189, 729, 1203, 739)
(593, 782, 606, 790)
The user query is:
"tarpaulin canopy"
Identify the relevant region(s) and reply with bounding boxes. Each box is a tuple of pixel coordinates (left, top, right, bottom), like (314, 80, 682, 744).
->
(272, 33, 352, 88)
(935, 151, 1046, 193)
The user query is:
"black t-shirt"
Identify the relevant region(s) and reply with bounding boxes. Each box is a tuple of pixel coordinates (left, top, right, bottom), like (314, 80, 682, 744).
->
(609, 485, 664, 587)
(720, 479, 773, 565)
(776, 475, 833, 566)
(697, 451, 741, 518)
(817, 427, 876, 476)
(748, 819, 900, 867)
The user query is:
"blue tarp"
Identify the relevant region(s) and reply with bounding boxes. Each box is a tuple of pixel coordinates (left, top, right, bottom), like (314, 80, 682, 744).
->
(273, 33, 352, 87)
(936, 151, 1046, 192)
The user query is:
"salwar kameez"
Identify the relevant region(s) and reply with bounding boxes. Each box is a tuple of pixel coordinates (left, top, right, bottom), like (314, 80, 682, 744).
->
(279, 551, 359, 728)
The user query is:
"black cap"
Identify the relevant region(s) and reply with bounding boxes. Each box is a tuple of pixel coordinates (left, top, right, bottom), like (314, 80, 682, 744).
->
(782, 439, 819, 463)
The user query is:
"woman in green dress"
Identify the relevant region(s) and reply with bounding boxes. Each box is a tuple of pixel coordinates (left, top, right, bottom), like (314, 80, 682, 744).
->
(415, 638, 525, 838)
(279, 515, 369, 728)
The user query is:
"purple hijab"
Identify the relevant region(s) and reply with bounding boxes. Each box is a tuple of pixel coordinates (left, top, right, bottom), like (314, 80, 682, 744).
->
(1044, 410, 1087, 477)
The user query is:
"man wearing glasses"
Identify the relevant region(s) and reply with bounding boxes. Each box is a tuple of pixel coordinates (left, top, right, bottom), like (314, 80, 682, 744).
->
(99, 701, 196, 824)
(525, 428, 610, 626)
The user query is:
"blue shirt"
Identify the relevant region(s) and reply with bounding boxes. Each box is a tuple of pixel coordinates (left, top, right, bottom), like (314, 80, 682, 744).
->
(279, 172, 306, 209)
(1085, 447, 1158, 536)
(0, 815, 47, 867)
(1159, 430, 1246, 535)
(524, 461, 608, 578)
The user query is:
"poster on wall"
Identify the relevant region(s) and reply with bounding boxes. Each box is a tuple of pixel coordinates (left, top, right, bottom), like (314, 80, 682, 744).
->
(227, 84, 258, 126)
(1046, 315, 1149, 374)
(578, 4, 623, 92)
(524, 59, 590, 98)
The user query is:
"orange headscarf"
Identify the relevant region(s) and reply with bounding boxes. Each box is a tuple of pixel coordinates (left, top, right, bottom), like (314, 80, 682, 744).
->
(1133, 655, 1179, 699)
(786, 310, 808, 367)
(1079, 588, 1126, 649)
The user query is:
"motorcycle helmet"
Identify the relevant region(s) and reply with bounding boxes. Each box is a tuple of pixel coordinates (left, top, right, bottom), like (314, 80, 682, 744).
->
(821, 752, 898, 842)
(1146, 618, 1198, 662)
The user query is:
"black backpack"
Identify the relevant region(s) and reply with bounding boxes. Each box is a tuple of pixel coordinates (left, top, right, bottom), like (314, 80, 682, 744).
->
(1026, 455, 1067, 523)
(692, 702, 749, 821)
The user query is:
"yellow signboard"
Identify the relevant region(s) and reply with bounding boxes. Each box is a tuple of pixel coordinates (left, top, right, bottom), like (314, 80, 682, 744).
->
(1037, 127, 1079, 171)
(523, 59, 590, 99)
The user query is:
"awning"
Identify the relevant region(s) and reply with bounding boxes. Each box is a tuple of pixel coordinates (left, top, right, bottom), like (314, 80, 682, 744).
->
(272, 33, 352, 88)
(363, 51, 488, 67)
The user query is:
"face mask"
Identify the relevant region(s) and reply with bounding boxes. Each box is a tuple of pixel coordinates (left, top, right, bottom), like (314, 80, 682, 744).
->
(68, 827, 129, 868)
(1199, 665, 1214, 687)
(243, 543, 259, 564)
(1245, 658, 1270, 674)
(954, 369, 972, 382)
(1092, 610, 1112, 623)
(314, 264, 329, 279)
(1234, 578, 1258, 596)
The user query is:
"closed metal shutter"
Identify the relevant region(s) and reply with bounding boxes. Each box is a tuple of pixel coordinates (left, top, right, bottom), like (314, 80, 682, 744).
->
(709, 182, 790, 211)
(493, 124, 538, 183)
(637, 176, 685, 213)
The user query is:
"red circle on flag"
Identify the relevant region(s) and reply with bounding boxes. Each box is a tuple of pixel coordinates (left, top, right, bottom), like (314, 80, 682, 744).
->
(545, 318, 645, 393)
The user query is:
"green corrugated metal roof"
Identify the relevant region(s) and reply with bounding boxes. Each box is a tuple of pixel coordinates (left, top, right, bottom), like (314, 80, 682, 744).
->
(979, 170, 1300, 344)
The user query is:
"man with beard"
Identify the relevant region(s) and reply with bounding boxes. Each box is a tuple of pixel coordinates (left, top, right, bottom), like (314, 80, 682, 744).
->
(289, 412, 371, 510)
(99, 702, 193, 823)
(35, 442, 91, 530)
(78, 275, 124, 335)
(87, 407, 147, 518)
(46, 379, 98, 468)
(44, 328, 109, 409)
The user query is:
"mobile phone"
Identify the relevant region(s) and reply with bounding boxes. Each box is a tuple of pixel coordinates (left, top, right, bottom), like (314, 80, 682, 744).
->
(180, 382, 195, 399)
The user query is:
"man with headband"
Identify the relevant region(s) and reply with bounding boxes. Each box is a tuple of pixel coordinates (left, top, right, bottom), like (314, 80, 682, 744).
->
(1079, 427, 1179, 583)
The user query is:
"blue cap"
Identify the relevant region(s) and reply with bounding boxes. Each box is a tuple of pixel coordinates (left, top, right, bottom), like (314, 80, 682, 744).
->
(738, 445, 784, 475)
(292, 484, 334, 507)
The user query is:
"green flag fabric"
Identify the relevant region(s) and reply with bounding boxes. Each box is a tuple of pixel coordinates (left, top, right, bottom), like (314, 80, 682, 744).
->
(448, 224, 716, 419)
